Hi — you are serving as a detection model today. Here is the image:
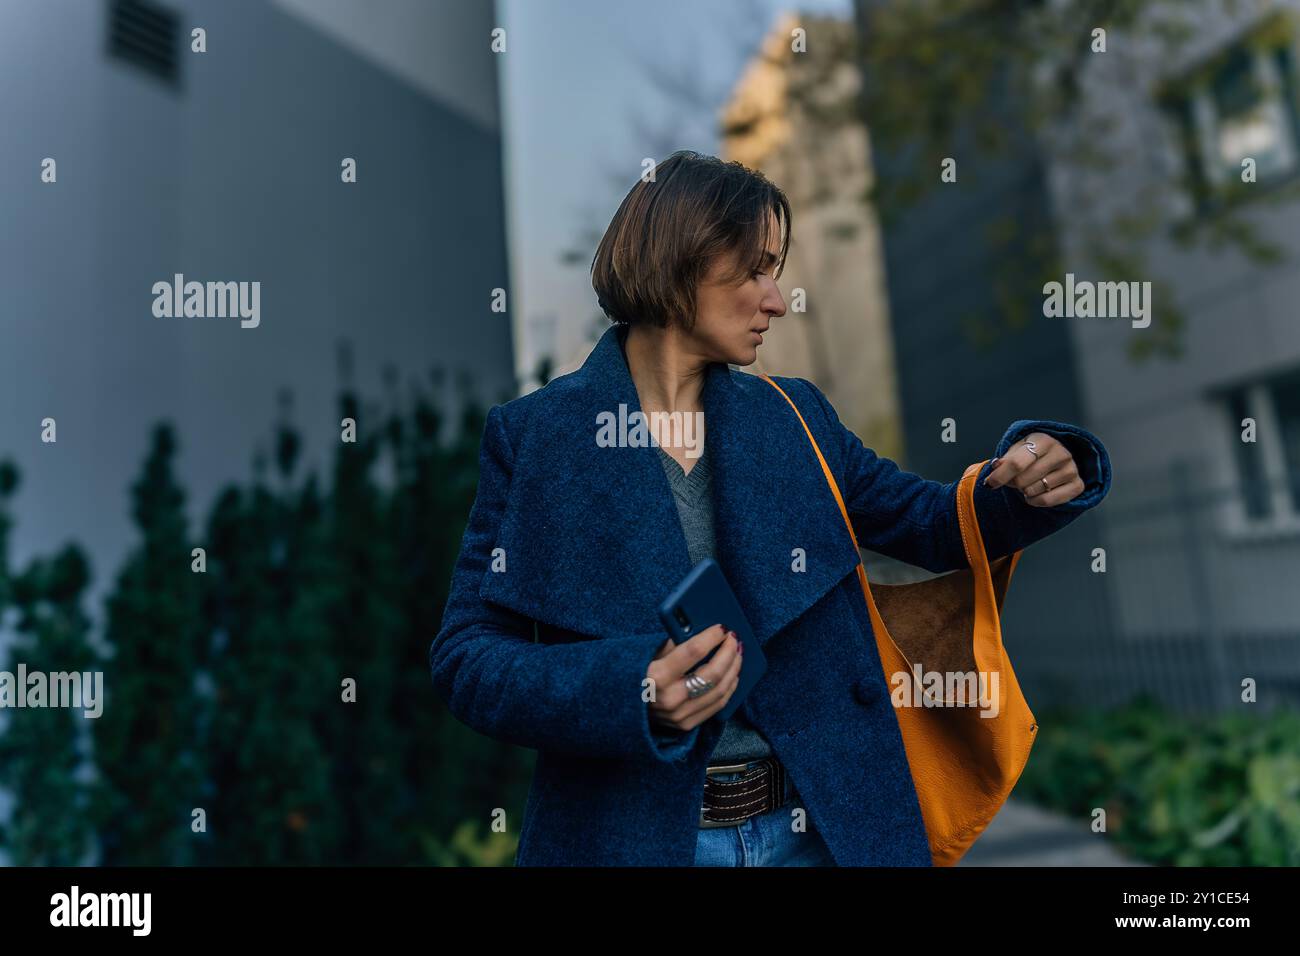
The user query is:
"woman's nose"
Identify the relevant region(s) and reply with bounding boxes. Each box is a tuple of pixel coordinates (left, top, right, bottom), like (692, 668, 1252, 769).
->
(763, 278, 787, 317)
(768, 290, 787, 318)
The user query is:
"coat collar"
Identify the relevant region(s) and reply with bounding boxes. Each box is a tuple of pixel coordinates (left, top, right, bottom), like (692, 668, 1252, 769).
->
(479, 324, 861, 648)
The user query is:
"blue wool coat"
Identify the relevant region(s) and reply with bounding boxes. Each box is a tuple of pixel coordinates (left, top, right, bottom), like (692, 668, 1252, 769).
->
(429, 324, 1112, 866)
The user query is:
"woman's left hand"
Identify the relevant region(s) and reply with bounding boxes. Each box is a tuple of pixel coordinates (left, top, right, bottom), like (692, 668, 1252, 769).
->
(982, 432, 1084, 507)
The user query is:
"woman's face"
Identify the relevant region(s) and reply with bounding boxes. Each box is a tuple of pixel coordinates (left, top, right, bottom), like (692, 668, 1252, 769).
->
(686, 212, 787, 367)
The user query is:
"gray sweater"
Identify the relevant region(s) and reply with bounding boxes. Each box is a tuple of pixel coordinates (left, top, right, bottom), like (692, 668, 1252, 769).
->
(653, 440, 773, 763)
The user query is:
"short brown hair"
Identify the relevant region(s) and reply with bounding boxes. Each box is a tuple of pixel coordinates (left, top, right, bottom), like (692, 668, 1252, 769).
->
(591, 150, 792, 329)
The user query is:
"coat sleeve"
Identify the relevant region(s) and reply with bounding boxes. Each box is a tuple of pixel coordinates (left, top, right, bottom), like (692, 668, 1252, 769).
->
(428, 404, 703, 764)
(792, 378, 1112, 573)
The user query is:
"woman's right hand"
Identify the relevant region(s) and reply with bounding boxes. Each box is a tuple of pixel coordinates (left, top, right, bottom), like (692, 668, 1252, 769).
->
(646, 624, 743, 733)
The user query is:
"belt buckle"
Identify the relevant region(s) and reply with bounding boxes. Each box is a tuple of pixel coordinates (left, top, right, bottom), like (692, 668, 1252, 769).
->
(699, 758, 782, 828)
(706, 761, 755, 776)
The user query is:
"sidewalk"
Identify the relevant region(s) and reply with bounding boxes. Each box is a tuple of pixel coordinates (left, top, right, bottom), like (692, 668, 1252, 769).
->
(957, 798, 1148, 866)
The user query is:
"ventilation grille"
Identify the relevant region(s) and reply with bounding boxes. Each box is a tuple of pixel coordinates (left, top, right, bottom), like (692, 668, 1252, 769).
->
(108, 0, 180, 85)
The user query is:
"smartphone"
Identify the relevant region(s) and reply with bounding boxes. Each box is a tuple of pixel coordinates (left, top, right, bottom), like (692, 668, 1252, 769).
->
(657, 558, 767, 720)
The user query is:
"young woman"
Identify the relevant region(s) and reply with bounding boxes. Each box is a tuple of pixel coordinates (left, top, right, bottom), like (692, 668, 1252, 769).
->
(429, 150, 1112, 866)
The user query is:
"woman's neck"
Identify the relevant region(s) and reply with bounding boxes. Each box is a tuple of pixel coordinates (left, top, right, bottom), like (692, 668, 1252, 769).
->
(623, 323, 709, 414)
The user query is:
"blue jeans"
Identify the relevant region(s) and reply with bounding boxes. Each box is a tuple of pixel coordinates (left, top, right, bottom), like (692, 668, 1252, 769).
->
(693, 769, 837, 866)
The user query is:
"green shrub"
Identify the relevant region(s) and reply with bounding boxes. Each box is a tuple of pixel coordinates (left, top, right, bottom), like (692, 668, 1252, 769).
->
(1017, 696, 1300, 865)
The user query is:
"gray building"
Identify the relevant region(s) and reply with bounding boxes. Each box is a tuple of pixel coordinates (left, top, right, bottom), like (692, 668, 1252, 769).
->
(0, 0, 514, 624)
(1042, 3, 1300, 712)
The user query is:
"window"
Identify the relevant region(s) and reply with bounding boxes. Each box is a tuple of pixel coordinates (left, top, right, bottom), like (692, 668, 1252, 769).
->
(1220, 369, 1300, 533)
(1227, 389, 1271, 520)
(1160, 14, 1300, 211)
(1208, 47, 1296, 181)
(1273, 373, 1300, 512)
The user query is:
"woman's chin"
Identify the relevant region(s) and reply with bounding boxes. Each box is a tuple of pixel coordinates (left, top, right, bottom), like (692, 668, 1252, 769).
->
(728, 344, 760, 367)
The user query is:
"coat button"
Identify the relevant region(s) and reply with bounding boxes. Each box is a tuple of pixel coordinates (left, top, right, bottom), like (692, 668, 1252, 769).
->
(854, 676, 880, 705)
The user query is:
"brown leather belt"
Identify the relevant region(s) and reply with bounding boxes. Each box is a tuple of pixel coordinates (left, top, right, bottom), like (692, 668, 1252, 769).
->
(699, 756, 789, 828)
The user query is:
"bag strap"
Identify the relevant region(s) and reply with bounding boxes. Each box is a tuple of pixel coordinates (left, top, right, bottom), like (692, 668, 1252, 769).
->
(758, 374, 1018, 669)
(758, 374, 866, 555)
(758, 372, 999, 559)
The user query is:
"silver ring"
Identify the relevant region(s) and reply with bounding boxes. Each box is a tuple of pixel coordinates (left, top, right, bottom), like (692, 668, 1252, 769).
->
(685, 674, 715, 699)
(1022, 439, 1039, 460)
(1041, 477, 1051, 491)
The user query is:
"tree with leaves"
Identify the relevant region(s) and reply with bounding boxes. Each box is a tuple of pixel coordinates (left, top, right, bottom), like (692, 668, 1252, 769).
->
(197, 401, 342, 865)
(0, 461, 102, 865)
(91, 424, 205, 865)
(854, 0, 1298, 360)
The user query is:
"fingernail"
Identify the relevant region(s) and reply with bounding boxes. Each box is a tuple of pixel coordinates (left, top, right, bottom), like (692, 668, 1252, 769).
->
(738, 641, 744, 654)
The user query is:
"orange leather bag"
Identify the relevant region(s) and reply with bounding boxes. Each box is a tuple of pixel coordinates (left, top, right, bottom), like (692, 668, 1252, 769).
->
(763, 375, 1038, 866)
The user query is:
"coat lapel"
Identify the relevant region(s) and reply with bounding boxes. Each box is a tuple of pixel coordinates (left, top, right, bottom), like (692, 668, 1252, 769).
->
(702, 353, 862, 645)
(478, 324, 862, 649)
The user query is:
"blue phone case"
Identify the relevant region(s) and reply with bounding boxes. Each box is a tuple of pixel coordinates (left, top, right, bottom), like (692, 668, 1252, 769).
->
(657, 558, 767, 721)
